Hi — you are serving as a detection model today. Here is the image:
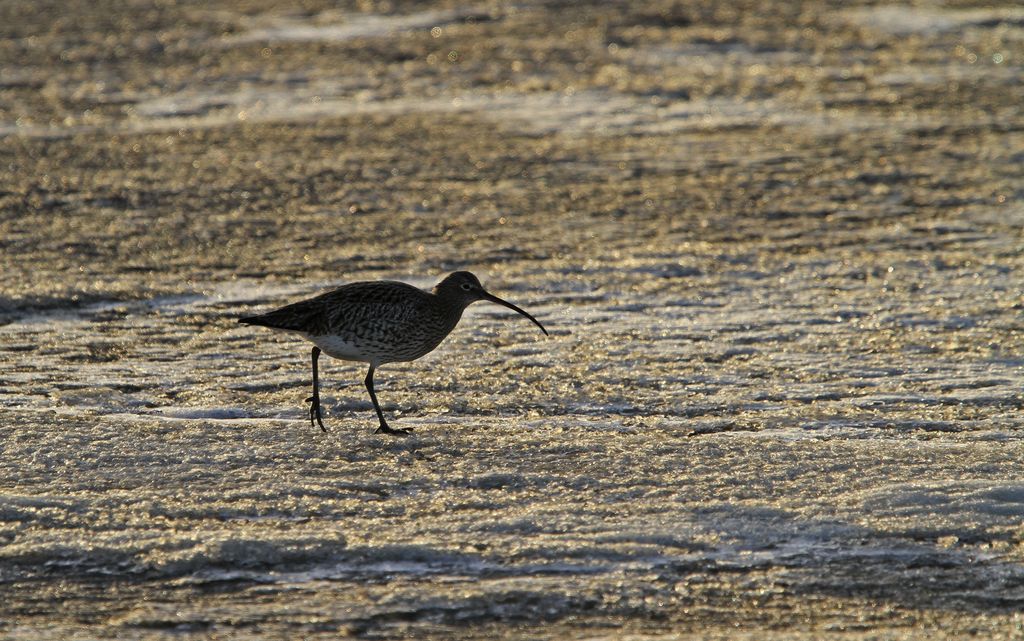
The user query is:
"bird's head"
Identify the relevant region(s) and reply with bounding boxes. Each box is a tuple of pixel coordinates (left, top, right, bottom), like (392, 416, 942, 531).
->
(433, 271, 548, 335)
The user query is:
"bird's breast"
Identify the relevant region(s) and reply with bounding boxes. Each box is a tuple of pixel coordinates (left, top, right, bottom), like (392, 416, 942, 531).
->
(309, 334, 373, 362)
(308, 319, 457, 365)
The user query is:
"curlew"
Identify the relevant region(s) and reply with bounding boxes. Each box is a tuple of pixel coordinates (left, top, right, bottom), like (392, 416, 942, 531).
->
(238, 271, 548, 435)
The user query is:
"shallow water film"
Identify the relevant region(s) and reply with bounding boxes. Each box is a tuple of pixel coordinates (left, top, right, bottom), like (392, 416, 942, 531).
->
(1, 0, 1023, 638)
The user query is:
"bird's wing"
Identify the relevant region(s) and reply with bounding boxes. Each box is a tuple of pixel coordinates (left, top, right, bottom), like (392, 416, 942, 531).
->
(322, 295, 437, 342)
(240, 281, 436, 338)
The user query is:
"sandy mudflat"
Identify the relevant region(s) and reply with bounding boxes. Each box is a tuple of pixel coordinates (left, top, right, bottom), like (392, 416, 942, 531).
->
(1, 0, 1023, 638)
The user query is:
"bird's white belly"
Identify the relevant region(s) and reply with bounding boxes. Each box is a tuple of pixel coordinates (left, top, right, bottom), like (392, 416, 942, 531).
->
(307, 334, 372, 362)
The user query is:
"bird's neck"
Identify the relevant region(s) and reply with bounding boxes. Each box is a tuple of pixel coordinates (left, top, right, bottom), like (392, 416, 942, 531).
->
(430, 293, 467, 330)
(445, 300, 469, 329)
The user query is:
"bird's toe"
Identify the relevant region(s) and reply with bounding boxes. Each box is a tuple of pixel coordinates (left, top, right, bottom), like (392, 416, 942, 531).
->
(375, 425, 411, 436)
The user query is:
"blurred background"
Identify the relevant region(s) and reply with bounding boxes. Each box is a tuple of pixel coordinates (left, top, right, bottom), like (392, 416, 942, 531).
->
(2, 0, 1019, 311)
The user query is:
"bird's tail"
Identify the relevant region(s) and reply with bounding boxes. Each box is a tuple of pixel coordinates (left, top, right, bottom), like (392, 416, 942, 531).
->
(237, 307, 312, 332)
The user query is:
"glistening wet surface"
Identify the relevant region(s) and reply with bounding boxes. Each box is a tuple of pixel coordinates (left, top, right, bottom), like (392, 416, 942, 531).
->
(1, 0, 1023, 638)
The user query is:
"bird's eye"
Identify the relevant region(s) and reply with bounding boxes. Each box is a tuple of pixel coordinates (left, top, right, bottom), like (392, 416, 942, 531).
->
(460, 283, 473, 291)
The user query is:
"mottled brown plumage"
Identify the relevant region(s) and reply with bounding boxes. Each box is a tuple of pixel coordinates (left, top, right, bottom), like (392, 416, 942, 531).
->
(238, 271, 548, 435)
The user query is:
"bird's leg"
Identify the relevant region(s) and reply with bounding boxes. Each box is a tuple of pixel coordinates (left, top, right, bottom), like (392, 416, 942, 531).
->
(365, 366, 412, 436)
(306, 346, 327, 432)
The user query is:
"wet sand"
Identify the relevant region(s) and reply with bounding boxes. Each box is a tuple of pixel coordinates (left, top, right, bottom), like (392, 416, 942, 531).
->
(1, 0, 1023, 638)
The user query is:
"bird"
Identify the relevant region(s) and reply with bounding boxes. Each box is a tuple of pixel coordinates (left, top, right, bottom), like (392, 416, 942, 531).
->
(237, 271, 548, 435)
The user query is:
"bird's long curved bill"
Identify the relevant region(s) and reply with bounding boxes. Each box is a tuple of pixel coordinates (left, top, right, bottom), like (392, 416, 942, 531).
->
(482, 291, 549, 336)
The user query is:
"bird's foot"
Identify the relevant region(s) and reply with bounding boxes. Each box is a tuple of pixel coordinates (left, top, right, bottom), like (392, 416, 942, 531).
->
(306, 395, 327, 432)
(375, 424, 413, 436)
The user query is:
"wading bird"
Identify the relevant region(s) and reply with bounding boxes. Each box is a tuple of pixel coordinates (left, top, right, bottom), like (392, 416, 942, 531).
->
(238, 271, 548, 435)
